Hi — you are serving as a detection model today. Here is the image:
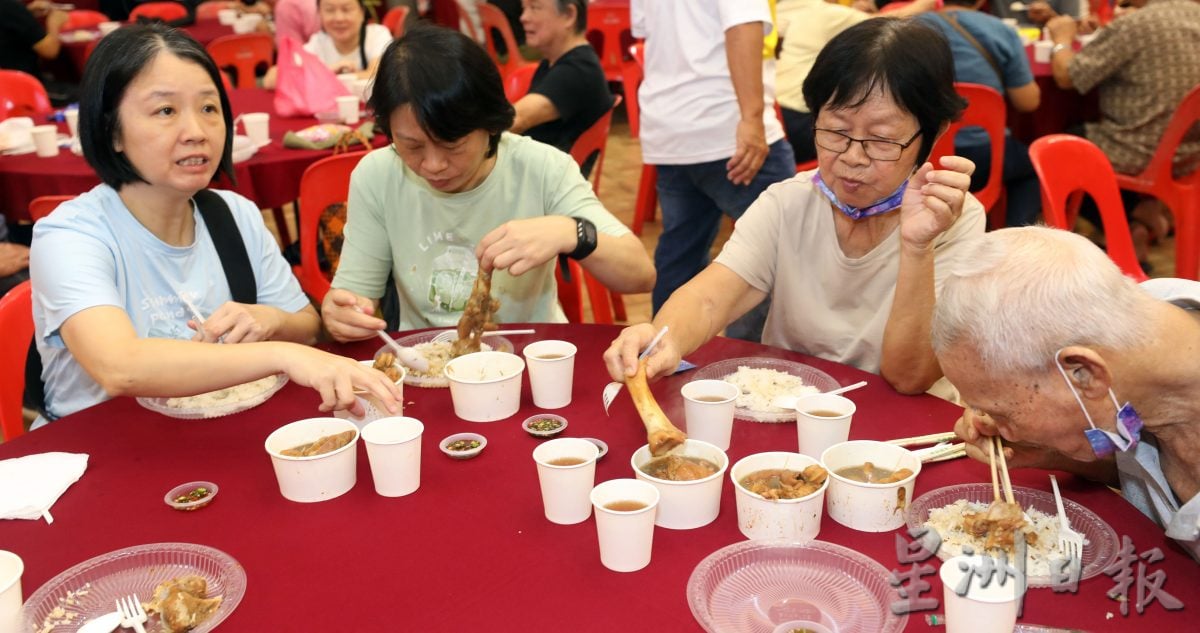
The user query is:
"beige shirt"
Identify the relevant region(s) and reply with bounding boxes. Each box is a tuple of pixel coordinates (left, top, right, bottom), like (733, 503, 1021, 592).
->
(1068, 0, 1200, 177)
(714, 169, 985, 375)
(776, 0, 868, 113)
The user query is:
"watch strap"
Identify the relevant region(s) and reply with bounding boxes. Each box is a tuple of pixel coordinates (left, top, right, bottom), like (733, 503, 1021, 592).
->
(567, 217, 598, 261)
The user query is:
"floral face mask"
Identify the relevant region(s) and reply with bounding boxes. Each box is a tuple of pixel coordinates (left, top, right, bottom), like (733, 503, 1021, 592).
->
(812, 171, 908, 220)
(1054, 350, 1143, 458)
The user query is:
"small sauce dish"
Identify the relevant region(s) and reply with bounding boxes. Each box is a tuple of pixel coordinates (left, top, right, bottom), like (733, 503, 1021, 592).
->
(440, 432, 487, 459)
(164, 480, 218, 511)
(581, 437, 608, 460)
(522, 414, 568, 438)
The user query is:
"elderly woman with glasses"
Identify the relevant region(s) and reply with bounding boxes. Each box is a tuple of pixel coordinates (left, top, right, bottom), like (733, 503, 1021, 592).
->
(604, 18, 984, 398)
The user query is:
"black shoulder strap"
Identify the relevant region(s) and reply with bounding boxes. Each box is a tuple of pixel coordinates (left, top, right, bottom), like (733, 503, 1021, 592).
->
(938, 12, 1006, 89)
(194, 190, 258, 304)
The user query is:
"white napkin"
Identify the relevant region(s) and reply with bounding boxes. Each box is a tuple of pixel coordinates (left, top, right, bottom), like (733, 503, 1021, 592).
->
(0, 452, 89, 524)
(0, 117, 35, 155)
(230, 134, 258, 163)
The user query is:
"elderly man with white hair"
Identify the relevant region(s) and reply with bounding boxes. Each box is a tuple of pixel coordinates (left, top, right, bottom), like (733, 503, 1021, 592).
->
(931, 226, 1200, 562)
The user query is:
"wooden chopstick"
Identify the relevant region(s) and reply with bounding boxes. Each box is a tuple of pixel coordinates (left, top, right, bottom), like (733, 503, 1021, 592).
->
(885, 431, 958, 447)
(988, 435, 1001, 504)
(995, 436, 1016, 504)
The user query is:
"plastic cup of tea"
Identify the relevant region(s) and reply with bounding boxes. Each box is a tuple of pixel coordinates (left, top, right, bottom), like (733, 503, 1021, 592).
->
(361, 416, 423, 497)
(31, 125, 58, 157)
(522, 339, 577, 409)
(240, 112, 270, 147)
(98, 21, 120, 36)
(532, 437, 599, 525)
(335, 95, 360, 125)
(1034, 40, 1054, 63)
(939, 554, 1023, 633)
(0, 550, 22, 633)
(681, 379, 739, 450)
(590, 478, 659, 572)
(216, 8, 238, 25)
(64, 109, 79, 139)
(794, 393, 854, 459)
(820, 440, 920, 532)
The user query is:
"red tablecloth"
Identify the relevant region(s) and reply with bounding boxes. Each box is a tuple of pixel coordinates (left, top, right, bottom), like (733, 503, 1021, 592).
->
(1010, 41, 1100, 143)
(60, 19, 236, 79)
(0, 325, 1194, 632)
(0, 88, 385, 222)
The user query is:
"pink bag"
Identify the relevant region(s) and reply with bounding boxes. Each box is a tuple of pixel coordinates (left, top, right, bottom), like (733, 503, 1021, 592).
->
(273, 36, 352, 118)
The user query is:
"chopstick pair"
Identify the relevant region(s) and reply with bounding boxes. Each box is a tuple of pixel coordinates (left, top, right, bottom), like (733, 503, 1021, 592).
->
(988, 435, 1016, 505)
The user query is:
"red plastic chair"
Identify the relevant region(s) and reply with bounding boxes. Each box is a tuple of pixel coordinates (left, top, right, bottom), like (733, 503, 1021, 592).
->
(1029, 134, 1148, 281)
(128, 1, 189, 21)
(195, 1, 235, 20)
(206, 33, 273, 89)
(620, 42, 643, 139)
(504, 63, 537, 103)
(626, 43, 658, 236)
(477, 2, 534, 83)
(0, 280, 33, 441)
(293, 151, 369, 302)
(382, 5, 410, 38)
(879, 1, 913, 12)
(0, 70, 53, 122)
(585, 4, 633, 82)
(63, 9, 109, 30)
(567, 95, 625, 322)
(28, 195, 73, 222)
(929, 83, 1007, 225)
(1113, 84, 1200, 280)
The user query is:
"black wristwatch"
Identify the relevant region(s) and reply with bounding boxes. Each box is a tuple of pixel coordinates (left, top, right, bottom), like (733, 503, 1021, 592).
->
(567, 217, 598, 260)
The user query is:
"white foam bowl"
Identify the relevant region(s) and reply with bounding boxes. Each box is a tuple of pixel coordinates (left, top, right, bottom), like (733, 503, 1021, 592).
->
(444, 351, 525, 422)
(731, 451, 829, 542)
(821, 440, 920, 532)
(264, 417, 359, 503)
(631, 439, 728, 530)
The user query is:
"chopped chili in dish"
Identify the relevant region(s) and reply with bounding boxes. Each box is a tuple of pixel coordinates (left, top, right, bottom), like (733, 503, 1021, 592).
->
(528, 418, 563, 433)
(446, 439, 481, 451)
(174, 487, 210, 504)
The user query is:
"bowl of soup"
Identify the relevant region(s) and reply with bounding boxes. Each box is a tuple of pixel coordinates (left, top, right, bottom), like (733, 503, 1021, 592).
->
(631, 439, 728, 530)
(264, 417, 360, 503)
(731, 452, 830, 542)
(444, 351, 525, 422)
(820, 440, 920, 532)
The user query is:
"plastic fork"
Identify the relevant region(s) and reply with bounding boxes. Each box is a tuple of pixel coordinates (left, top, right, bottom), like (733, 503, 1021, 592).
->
(115, 594, 148, 633)
(1049, 474, 1085, 568)
(429, 328, 536, 344)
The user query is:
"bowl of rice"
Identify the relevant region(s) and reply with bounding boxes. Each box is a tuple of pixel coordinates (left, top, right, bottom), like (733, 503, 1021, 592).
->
(693, 358, 840, 423)
(375, 331, 513, 388)
(906, 483, 1119, 586)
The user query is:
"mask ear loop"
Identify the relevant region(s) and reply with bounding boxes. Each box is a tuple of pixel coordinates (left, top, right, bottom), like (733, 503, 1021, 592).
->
(1054, 348, 1101, 432)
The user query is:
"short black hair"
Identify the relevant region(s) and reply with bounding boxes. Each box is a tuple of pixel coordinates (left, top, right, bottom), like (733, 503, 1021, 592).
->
(369, 24, 514, 157)
(555, 0, 588, 34)
(79, 23, 235, 189)
(316, 0, 370, 69)
(802, 18, 965, 165)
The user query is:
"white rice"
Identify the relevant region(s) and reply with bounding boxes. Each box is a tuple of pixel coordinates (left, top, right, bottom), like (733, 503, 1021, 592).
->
(722, 366, 819, 412)
(403, 340, 494, 384)
(925, 499, 1087, 579)
(166, 375, 278, 409)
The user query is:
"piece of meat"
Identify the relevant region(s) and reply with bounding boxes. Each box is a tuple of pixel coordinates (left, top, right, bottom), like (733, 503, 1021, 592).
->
(142, 575, 222, 633)
(451, 269, 500, 358)
(876, 467, 913, 484)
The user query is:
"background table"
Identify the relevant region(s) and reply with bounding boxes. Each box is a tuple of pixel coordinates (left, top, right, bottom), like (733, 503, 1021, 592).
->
(1, 324, 1194, 631)
(1011, 41, 1100, 143)
(60, 19, 237, 80)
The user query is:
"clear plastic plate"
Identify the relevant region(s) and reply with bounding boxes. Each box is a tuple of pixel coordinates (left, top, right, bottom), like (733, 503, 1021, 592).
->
(22, 542, 247, 633)
(687, 539, 907, 633)
(376, 331, 512, 388)
(693, 357, 840, 423)
(905, 483, 1119, 587)
(137, 374, 287, 419)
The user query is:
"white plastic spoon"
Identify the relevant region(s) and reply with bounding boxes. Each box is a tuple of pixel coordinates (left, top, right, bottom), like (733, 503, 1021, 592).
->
(375, 330, 430, 372)
(77, 611, 122, 633)
(769, 380, 869, 411)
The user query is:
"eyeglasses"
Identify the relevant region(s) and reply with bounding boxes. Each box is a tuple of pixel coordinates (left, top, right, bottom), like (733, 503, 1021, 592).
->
(812, 128, 922, 162)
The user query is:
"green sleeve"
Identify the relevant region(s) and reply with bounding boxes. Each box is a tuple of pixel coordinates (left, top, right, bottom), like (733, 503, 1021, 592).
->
(331, 150, 397, 299)
(540, 148, 631, 237)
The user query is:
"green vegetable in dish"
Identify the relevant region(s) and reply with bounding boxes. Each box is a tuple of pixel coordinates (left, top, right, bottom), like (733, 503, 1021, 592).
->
(528, 418, 562, 433)
(446, 439, 481, 451)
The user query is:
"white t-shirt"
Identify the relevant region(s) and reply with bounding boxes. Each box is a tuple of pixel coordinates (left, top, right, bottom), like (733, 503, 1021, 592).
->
(714, 169, 985, 375)
(631, 0, 785, 165)
(303, 23, 392, 71)
(776, 0, 868, 113)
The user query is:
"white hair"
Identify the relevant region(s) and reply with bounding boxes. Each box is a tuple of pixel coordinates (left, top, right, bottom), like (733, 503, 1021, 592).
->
(932, 226, 1156, 374)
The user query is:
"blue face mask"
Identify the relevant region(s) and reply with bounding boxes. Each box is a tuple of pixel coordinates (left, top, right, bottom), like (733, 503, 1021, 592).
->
(1054, 350, 1143, 459)
(812, 170, 908, 220)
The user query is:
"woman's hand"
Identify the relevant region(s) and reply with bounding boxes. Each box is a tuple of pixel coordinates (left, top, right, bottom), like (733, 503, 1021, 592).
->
(899, 156, 974, 250)
(1027, 1, 1059, 23)
(281, 345, 402, 414)
(189, 302, 282, 344)
(1045, 15, 1079, 43)
(602, 323, 681, 383)
(320, 288, 386, 343)
(476, 216, 575, 276)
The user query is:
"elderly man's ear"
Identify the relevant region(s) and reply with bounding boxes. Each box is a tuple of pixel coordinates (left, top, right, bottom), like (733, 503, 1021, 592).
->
(1057, 346, 1112, 399)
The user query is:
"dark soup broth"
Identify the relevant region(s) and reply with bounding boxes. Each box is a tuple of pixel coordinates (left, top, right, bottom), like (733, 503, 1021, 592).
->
(835, 461, 913, 484)
(548, 457, 586, 466)
(641, 455, 720, 481)
(604, 500, 647, 511)
(804, 409, 844, 418)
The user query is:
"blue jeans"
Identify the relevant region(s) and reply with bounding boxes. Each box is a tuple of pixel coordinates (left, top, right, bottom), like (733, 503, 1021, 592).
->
(956, 134, 1042, 227)
(652, 139, 796, 320)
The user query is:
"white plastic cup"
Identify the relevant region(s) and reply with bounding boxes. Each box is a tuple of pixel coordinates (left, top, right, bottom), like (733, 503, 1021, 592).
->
(337, 72, 357, 95)
(264, 417, 359, 502)
(730, 451, 828, 542)
(240, 112, 270, 147)
(794, 393, 855, 459)
(361, 416, 423, 497)
(631, 439, 728, 530)
(1001, 17, 1018, 30)
(216, 8, 238, 25)
(334, 360, 404, 428)
(98, 21, 120, 36)
(0, 551, 22, 633)
(353, 77, 372, 103)
(522, 339, 577, 409)
(590, 479, 659, 572)
(1077, 33, 1098, 47)
(335, 95, 360, 125)
(233, 13, 262, 34)
(64, 109, 79, 139)
(31, 125, 58, 157)
(940, 555, 1023, 633)
(1034, 40, 1054, 63)
(533, 438, 600, 524)
(444, 351, 525, 422)
(681, 379, 739, 450)
(821, 440, 920, 532)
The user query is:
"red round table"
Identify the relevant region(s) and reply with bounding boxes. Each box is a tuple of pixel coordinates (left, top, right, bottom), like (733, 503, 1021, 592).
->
(1010, 41, 1100, 144)
(59, 18, 237, 80)
(0, 325, 1193, 632)
(0, 88, 385, 223)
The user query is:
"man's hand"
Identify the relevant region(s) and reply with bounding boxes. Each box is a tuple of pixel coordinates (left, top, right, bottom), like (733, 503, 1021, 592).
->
(1027, 1, 1059, 23)
(726, 117, 768, 185)
(0, 243, 30, 278)
(1046, 15, 1078, 43)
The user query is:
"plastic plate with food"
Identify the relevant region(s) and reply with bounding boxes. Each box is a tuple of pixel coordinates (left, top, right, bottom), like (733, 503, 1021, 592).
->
(21, 542, 246, 633)
(905, 483, 1119, 587)
(376, 331, 513, 388)
(137, 374, 288, 419)
(693, 358, 840, 423)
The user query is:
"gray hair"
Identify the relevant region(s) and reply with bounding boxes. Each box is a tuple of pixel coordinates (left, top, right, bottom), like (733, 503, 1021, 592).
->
(931, 226, 1155, 374)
